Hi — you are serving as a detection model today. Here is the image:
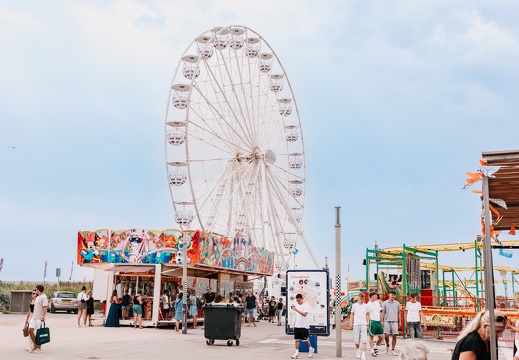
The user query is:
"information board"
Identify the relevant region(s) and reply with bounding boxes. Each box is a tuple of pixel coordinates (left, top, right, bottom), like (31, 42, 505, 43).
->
(285, 269, 330, 336)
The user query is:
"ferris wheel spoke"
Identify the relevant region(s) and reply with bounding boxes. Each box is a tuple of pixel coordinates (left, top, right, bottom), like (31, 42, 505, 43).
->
(190, 84, 254, 150)
(200, 53, 257, 148)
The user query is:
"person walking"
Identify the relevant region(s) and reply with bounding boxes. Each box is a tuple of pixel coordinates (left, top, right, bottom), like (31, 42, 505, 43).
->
(451, 309, 507, 360)
(268, 296, 277, 323)
(105, 290, 121, 327)
(290, 293, 315, 359)
(276, 297, 285, 326)
(24, 289, 37, 351)
(245, 291, 258, 327)
(86, 290, 95, 326)
(351, 293, 369, 360)
(405, 292, 424, 339)
(366, 291, 384, 357)
(381, 290, 401, 356)
(28, 284, 48, 354)
(77, 285, 88, 327)
(132, 291, 144, 329)
(173, 293, 183, 332)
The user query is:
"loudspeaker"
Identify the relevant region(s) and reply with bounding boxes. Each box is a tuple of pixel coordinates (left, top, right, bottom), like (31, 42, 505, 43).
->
(374, 273, 378, 280)
(362, 259, 367, 265)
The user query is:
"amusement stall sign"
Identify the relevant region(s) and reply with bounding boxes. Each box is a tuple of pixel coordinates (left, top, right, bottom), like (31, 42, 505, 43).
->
(77, 228, 274, 276)
(286, 269, 330, 336)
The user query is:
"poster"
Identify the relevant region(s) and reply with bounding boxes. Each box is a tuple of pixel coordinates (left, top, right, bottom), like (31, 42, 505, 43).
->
(286, 269, 330, 336)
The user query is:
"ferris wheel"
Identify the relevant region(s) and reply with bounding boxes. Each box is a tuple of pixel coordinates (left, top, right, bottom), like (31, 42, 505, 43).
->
(164, 25, 319, 273)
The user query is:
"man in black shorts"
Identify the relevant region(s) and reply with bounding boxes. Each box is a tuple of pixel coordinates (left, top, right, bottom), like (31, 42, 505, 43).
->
(290, 294, 314, 359)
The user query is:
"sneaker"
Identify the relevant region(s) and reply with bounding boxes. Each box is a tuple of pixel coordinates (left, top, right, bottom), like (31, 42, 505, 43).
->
(356, 349, 361, 358)
(371, 352, 377, 357)
(291, 352, 300, 359)
(385, 346, 390, 354)
(309, 347, 315, 358)
(373, 348, 379, 355)
(391, 350, 397, 357)
(25, 347, 32, 352)
(361, 353, 366, 360)
(33, 348, 42, 354)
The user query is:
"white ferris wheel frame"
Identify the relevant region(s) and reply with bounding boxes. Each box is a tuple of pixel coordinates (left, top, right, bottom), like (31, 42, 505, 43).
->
(164, 25, 319, 272)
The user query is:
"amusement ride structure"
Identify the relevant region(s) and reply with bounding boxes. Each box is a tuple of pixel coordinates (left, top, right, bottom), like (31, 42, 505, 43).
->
(164, 26, 319, 274)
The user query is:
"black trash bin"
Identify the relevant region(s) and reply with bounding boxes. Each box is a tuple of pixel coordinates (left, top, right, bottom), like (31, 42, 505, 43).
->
(203, 303, 243, 346)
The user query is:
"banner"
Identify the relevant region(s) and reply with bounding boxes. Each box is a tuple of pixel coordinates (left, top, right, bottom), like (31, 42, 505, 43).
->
(77, 228, 274, 276)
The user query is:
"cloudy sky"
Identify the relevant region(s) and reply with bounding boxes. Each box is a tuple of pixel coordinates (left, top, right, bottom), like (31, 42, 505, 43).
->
(1, 1, 518, 293)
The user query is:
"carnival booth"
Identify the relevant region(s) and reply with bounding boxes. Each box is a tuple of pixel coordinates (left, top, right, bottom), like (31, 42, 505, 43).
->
(77, 228, 274, 327)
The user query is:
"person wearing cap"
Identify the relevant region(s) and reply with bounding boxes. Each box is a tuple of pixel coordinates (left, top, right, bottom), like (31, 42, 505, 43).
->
(77, 285, 88, 327)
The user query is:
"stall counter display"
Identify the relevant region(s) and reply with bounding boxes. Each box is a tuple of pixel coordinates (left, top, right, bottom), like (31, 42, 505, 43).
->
(142, 297, 154, 320)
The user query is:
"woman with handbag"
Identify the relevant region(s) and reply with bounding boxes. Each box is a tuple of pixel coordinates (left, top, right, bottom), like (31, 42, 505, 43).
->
(77, 286, 88, 327)
(24, 290, 37, 351)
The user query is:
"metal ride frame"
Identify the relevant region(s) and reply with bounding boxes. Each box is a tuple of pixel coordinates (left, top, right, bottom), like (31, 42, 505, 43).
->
(365, 241, 519, 339)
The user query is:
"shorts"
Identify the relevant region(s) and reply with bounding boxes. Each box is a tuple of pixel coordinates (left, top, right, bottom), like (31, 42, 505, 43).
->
(294, 327, 309, 341)
(384, 321, 399, 335)
(29, 319, 42, 330)
(369, 320, 384, 336)
(353, 324, 368, 344)
(132, 304, 142, 315)
(121, 305, 128, 310)
(246, 308, 256, 318)
(78, 302, 87, 310)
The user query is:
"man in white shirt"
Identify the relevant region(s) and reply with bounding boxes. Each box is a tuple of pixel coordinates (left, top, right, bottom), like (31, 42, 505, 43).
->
(351, 293, 369, 360)
(366, 291, 384, 357)
(405, 292, 424, 339)
(290, 294, 315, 359)
(28, 284, 48, 353)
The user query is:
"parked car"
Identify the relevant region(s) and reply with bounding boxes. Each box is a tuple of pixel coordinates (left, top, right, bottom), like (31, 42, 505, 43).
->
(49, 291, 78, 313)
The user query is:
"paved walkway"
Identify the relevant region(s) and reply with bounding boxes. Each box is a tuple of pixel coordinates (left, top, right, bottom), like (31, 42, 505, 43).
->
(0, 313, 470, 359)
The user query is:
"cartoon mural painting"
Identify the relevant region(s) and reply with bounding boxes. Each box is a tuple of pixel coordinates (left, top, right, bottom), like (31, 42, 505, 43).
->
(77, 229, 109, 264)
(77, 228, 274, 275)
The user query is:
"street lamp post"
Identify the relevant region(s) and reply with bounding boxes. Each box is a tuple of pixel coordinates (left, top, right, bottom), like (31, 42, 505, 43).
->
(175, 206, 193, 335)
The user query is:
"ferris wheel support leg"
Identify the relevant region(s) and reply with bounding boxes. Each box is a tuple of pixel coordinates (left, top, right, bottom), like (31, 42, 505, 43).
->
(263, 162, 289, 270)
(265, 164, 320, 269)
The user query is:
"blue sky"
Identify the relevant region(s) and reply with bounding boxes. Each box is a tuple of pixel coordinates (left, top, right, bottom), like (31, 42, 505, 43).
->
(1, 1, 518, 294)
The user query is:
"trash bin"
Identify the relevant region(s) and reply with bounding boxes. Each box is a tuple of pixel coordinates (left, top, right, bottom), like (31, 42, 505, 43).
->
(203, 303, 243, 346)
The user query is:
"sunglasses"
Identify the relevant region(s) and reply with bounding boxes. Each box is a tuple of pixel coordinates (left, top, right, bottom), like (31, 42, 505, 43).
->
(495, 316, 507, 324)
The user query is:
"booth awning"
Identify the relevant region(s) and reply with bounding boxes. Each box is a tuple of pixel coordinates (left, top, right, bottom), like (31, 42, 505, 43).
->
(105, 265, 155, 273)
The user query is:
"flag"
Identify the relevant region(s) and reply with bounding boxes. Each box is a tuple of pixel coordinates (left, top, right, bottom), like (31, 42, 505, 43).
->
(293, 248, 299, 255)
(0, 258, 3, 272)
(43, 261, 47, 279)
(69, 261, 74, 281)
(499, 249, 513, 259)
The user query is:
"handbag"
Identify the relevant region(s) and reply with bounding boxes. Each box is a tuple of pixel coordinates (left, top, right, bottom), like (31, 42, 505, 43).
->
(35, 322, 51, 345)
(22, 324, 29, 337)
(282, 309, 287, 317)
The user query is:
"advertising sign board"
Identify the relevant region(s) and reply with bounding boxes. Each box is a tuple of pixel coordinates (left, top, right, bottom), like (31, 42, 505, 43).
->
(285, 269, 330, 336)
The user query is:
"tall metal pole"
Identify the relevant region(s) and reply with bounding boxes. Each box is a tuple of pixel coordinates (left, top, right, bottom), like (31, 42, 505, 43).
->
(482, 175, 497, 360)
(182, 229, 189, 334)
(335, 207, 342, 358)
